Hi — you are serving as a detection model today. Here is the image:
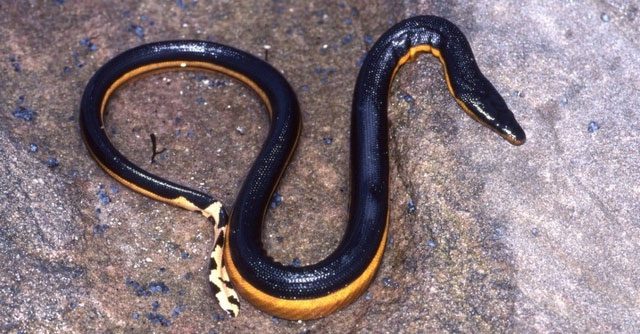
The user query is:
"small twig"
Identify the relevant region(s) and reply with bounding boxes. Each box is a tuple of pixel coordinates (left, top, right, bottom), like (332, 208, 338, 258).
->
(150, 133, 166, 163)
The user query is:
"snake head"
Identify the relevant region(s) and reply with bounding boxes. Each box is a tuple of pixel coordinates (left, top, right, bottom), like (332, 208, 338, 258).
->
(460, 90, 526, 146)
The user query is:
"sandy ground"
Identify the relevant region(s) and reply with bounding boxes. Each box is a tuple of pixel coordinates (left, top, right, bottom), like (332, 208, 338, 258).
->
(1, 1, 639, 333)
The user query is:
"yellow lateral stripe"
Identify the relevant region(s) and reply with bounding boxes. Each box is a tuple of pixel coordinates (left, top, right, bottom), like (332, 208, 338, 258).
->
(99, 60, 273, 123)
(393, 45, 456, 98)
(223, 212, 389, 320)
(391, 45, 501, 135)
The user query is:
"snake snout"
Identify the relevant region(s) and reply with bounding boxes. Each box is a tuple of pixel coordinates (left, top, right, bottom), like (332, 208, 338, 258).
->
(466, 92, 526, 146)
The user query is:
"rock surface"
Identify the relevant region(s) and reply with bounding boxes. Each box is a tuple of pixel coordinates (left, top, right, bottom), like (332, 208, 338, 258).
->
(1, 1, 638, 332)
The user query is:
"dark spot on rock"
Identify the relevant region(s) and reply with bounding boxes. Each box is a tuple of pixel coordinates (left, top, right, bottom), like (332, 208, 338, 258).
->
(139, 15, 154, 26)
(29, 143, 38, 153)
(531, 227, 539, 237)
(564, 29, 574, 39)
(311, 9, 328, 24)
(67, 168, 80, 178)
(427, 239, 437, 248)
(80, 38, 98, 52)
(35, 260, 85, 279)
(46, 157, 60, 169)
(72, 51, 84, 68)
(183, 272, 193, 280)
(270, 192, 283, 209)
(364, 291, 372, 300)
(195, 97, 206, 105)
(314, 67, 336, 84)
(68, 299, 79, 309)
(97, 185, 110, 205)
(207, 79, 228, 87)
(13, 106, 36, 121)
(291, 258, 301, 267)
(341, 33, 353, 45)
(363, 34, 373, 45)
(587, 121, 600, 133)
(213, 311, 226, 322)
(132, 311, 140, 319)
(125, 279, 169, 297)
(559, 96, 568, 105)
(382, 277, 397, 288)
(171, 305, 185, 317)
(403, 257, 418, 272)
(126, 278, 150, 297)
(350, 6, 359, 17)
(8, 55, 21, 72)
(151, 300, 160, 311)
(146, 312, 171, 326)
(400, 92, 415, 103)
(469, 270, 488, 282)
(180, 251, 190, 260)
(130, 24, 145, 39)
(169, 243, 181, 252)
(148, 281, 170, 294)
(407, 199, 417, 214)
(93, 224, 109, 236)
(323, 137, 333, 145)
(627, 6, 638, 21)
(356, 54, 366, 67)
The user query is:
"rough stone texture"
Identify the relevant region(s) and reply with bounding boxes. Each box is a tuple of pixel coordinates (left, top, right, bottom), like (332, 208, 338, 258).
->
(1, 0, 639, 332)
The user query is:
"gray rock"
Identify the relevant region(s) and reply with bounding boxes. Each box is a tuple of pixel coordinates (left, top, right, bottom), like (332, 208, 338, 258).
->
(0, 1, 639, 332)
